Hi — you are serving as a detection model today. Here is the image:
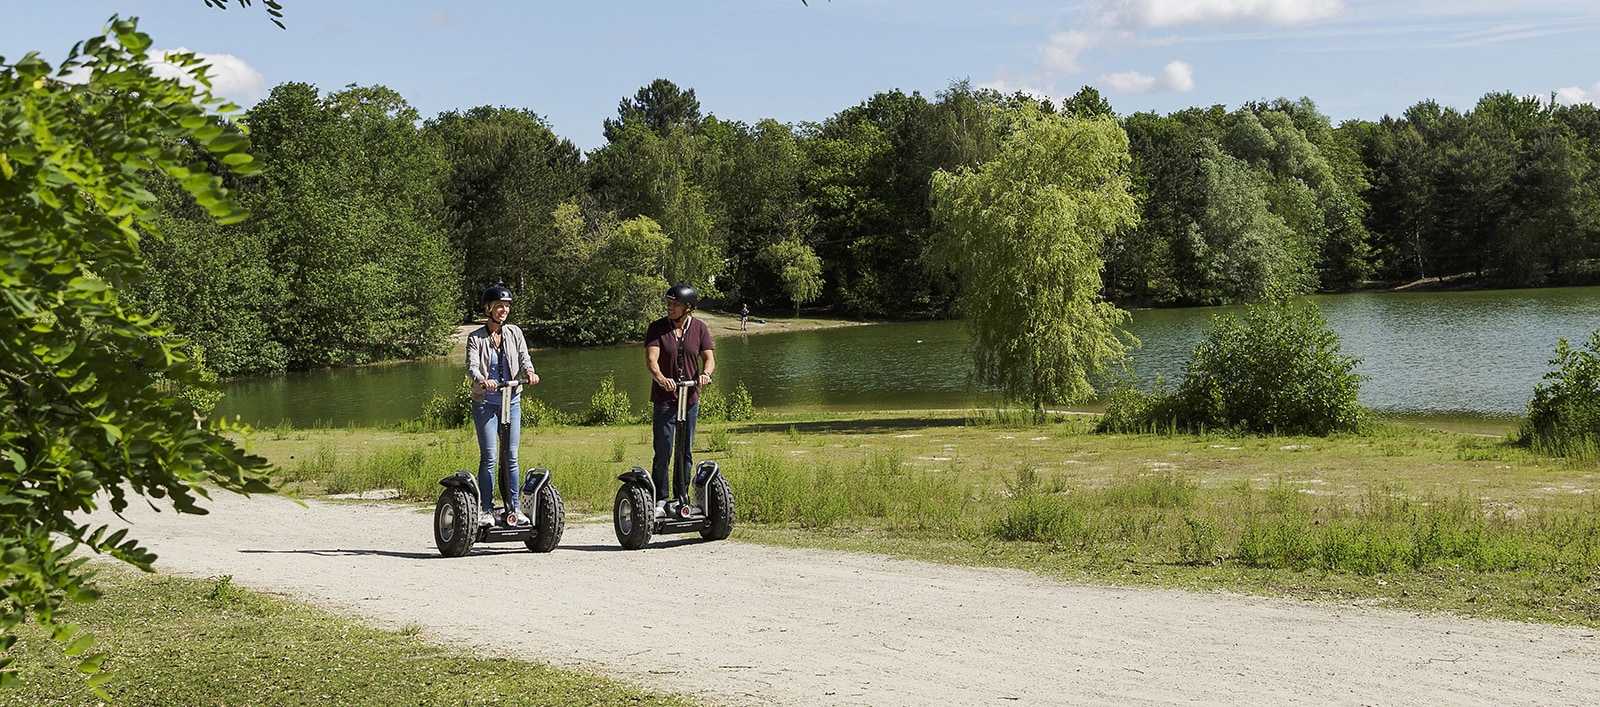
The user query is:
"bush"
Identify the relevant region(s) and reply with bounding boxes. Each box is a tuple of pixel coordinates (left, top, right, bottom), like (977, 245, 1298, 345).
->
(1099, 297, 1367, 436)
(699, 381, 755, 423)
(583, 373, 635, 426)
(1519, 329, 1600, 458)
(419, 376, 472, 430)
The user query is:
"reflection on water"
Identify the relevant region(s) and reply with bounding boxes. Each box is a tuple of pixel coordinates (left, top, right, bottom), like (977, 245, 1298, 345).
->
(215, 286, 1600, 428)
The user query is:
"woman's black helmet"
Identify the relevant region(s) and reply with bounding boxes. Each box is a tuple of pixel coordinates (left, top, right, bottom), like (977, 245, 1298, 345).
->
(665, 283, 698, 307)
(481, 285, 514, 306)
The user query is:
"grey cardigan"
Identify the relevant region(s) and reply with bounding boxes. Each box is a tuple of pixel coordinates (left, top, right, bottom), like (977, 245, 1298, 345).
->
(466, 323, 535, 405)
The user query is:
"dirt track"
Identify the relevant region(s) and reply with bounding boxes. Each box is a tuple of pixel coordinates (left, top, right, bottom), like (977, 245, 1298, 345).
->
(96, 493, 1599, 706)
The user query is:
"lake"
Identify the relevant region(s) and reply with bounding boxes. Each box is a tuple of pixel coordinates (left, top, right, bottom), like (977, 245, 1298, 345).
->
(214, 286, 1600, 430)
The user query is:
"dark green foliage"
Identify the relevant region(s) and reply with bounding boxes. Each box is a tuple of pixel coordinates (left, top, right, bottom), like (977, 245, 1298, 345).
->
(424, 106, 585, 319)
(1519, 329, 1600, 458)
(583, 373, 636, 426)
(419, 376, 473, 430)
(138, 82, 461, 376)
(1100, 298, 1367, 435)
(700, 382, 756, 422)
(1, 18, 274, 690)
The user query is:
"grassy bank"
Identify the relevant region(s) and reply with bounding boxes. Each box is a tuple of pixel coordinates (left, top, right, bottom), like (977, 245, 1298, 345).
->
(254, 409, 1600, 626)
(1, 566, 694, 707)
(12, 409, 1597, 703)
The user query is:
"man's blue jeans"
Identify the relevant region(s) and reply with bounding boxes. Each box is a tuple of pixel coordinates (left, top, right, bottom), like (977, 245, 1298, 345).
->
(652, 401, 698, 501)
(473, 398, 521, 513)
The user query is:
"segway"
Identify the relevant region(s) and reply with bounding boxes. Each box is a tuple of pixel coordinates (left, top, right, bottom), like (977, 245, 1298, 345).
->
(613, 379, 734, 549)
(434, 379, 564, 556)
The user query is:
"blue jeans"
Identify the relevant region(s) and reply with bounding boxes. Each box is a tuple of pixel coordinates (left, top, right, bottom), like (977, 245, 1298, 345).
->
(652, 401, 698, 501)
(473, 398, 522, 513)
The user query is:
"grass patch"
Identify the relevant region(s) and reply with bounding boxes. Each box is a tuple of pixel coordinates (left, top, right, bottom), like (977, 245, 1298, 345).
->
(243, 410, 1600, 626)
(0, 565, 693, 707)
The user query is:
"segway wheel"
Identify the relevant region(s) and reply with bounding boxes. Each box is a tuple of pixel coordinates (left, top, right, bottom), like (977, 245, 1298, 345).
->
(613, 484, 655, 550)
(700, 474, 735, 541)
(524, 482, 565, 553)
(434, 486, 479, 557)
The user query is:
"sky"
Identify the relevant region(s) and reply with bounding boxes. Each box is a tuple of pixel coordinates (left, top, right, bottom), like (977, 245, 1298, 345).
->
(5, 1, 1600, 152)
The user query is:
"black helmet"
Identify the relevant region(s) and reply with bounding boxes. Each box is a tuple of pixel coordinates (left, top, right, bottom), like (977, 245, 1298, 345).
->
(481, 285, 513, 306)
(664, 283, 698, 307)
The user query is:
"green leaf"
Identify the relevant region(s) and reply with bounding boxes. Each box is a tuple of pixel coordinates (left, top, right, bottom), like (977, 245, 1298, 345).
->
(205, 133, 249, 153)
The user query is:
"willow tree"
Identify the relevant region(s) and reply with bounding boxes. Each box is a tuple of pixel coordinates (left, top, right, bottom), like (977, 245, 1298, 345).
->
(930, 110, 1139, 411)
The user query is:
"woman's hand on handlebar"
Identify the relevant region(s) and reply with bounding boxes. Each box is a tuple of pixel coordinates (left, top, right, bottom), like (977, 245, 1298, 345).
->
(526, 372, 540, 386)
(481, 380, 498, 392)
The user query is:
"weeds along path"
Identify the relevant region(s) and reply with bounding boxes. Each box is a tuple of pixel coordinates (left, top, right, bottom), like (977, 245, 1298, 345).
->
(96, 493, 1598, 706)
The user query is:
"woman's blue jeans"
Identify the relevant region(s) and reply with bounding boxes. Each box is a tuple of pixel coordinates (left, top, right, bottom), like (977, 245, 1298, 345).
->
(652, 401, 698, 501)
(473, 398, 521, 513)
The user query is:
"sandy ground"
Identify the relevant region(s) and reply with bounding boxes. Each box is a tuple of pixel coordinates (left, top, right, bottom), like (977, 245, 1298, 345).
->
(89, 493, 1600, 706)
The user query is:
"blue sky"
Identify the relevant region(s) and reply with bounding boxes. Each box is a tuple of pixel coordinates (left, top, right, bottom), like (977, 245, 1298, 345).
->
(5, 1, 1600, 151)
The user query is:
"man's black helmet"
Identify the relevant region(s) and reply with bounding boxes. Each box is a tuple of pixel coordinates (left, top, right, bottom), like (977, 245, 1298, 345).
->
(665, 283, 698, 307)
(481, 285, 514, 306)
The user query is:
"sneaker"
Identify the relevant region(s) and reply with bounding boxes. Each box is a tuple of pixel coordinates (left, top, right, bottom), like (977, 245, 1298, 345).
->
(654, 500, 667, 519)
(479, 510, 495, 527)
(507, 510, 529, 526)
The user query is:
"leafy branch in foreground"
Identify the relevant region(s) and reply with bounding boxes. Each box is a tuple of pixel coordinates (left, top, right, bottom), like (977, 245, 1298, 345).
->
(1, 17, 274, 693)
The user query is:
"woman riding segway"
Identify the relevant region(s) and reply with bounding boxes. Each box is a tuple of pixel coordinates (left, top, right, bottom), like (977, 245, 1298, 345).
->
(433, 285, 564, 556)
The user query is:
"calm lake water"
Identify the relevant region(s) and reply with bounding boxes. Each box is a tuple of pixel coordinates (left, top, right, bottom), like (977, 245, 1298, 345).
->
(214, 286, 1600, 429)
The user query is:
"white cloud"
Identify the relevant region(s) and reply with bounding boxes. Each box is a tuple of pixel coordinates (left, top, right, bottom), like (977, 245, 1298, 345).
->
(425, 12, 452, 27)
(1162, 60, 1195, 91)
(1102, 70, 1159, 94)
(1554, 82, 1600, 106)
(150, 48, 268, 104)
(1092, 0, 1346, 29)
(1101, 60, 1196, 94)
(1040, 30, 1100, 75)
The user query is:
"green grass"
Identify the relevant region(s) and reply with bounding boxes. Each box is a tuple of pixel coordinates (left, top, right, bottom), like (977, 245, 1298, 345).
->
(240, 409, 1600, 626)
(1, 566, 694, 707)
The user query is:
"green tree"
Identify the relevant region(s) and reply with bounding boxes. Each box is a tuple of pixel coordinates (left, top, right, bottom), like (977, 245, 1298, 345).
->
(759, 239, 824, 315)
(1, 18, 274, 688)
(930, 110, 1139, 410)
(602, 77, 702, 142)
(532, 201, 669, 346)
(589, 82, 723, 293)
(240, 82, 459, 370)
(425, 106, 585, 316)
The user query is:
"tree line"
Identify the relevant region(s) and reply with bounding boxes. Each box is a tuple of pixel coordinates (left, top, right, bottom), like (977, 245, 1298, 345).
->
(134, 78, 1600, 378)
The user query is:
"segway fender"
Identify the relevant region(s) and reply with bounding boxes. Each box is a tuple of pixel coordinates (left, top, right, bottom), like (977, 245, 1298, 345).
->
(692, 461, 720, 509)
(693, 460, 721, 488)
(521, 468, 551, 496)
(617, 465, 655, 502)
(439, 470, 477, 493)
(617, 466, 650, 484)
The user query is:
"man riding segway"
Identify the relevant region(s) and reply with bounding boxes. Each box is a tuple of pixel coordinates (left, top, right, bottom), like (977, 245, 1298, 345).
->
(611, 283, 735, 548)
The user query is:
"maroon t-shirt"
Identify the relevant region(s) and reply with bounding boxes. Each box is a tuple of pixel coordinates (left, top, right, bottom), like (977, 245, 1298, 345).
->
(645, 315, 714, 405)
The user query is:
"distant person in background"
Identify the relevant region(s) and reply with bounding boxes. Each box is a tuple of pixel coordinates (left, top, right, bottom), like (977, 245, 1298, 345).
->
(466, 285, 539, 527)
(645, 284, 716, 505)
(740, 302, 750, 331)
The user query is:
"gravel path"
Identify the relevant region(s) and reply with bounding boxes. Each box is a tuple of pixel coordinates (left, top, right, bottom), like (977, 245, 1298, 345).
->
(96, 493, 1599, 706)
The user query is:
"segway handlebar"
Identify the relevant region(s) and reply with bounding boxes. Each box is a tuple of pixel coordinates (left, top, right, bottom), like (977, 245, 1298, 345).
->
(496, 379, 525, 420)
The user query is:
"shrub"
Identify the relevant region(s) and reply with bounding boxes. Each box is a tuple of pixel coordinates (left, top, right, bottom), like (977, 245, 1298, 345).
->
(699, 382, 755, 423)
(419, 376, 472, 430)
(1100, 297, 1367, 436)
(1519, 328, 1600, 458)
(583, 373, 634, 426)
